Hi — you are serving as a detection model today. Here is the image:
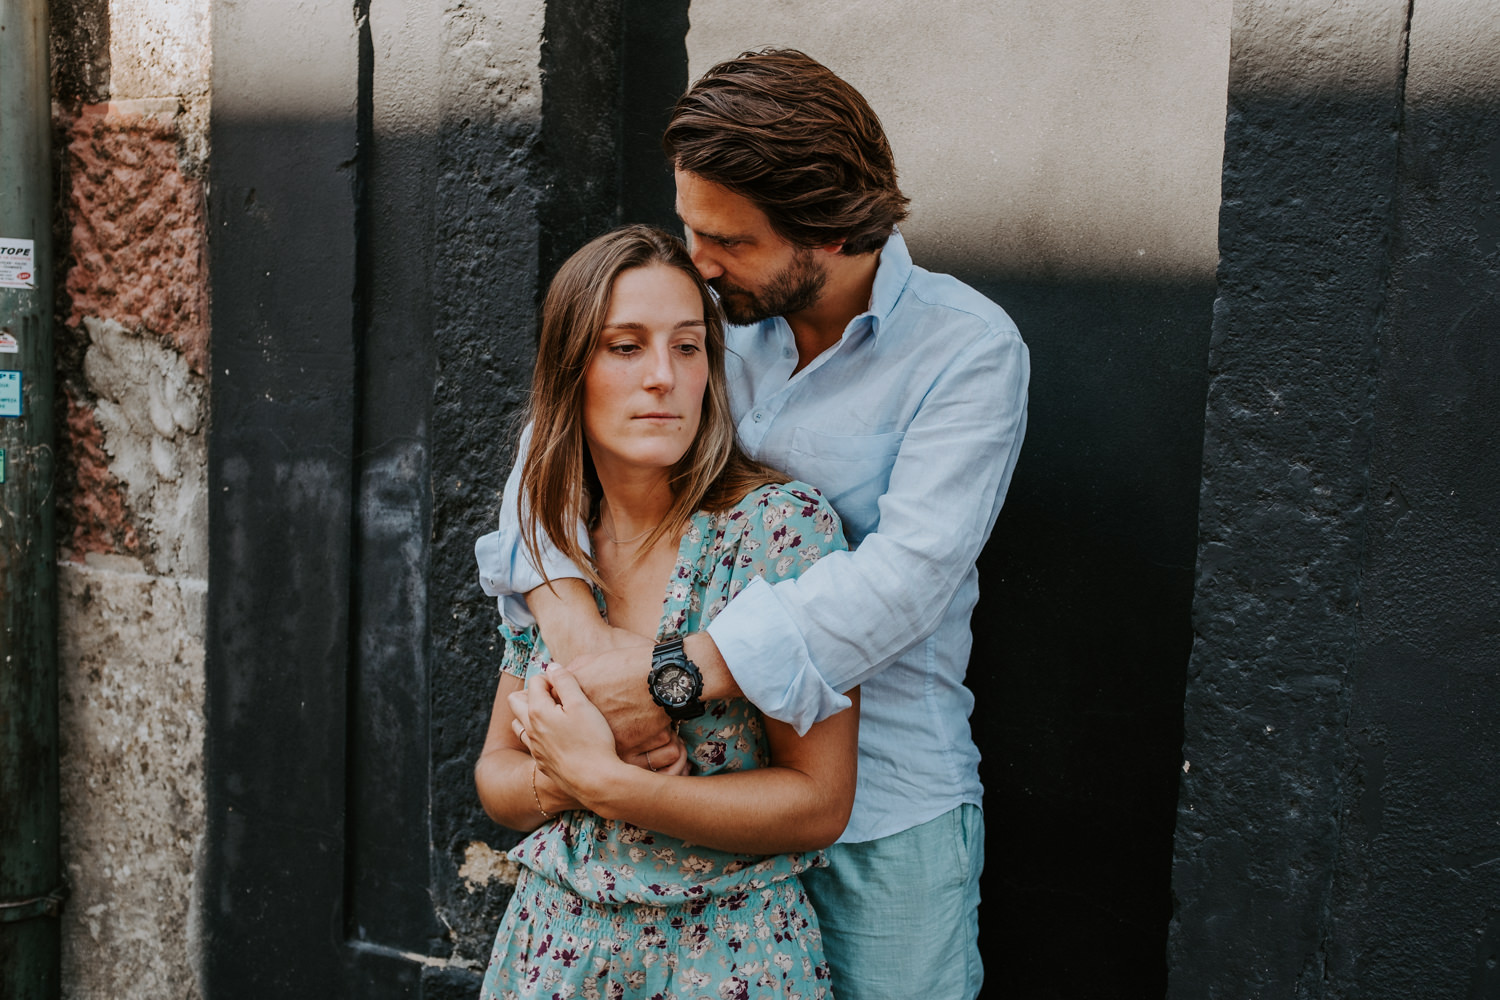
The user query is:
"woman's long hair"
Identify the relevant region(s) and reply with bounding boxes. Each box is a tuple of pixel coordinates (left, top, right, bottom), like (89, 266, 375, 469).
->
(519, 224, 784, 591)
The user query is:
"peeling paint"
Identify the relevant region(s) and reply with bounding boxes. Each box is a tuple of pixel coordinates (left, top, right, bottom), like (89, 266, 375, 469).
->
(458, 840, 522, 892)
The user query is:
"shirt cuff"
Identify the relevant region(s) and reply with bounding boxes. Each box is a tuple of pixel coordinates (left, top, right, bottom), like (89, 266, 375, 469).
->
(706, 576, 852, 735)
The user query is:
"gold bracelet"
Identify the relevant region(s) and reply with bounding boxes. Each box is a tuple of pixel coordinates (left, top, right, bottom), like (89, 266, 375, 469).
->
(530, 764, 551, 819)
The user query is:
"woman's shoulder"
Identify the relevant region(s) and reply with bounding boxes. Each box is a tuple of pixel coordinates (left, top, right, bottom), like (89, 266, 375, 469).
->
(689, 481, 846, 618)
(701, 479, 845, 555)
(723, 480, 840, 527)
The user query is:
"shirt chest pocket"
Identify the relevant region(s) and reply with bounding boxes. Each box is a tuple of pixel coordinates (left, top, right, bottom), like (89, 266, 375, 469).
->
(786, 427, 905, 546)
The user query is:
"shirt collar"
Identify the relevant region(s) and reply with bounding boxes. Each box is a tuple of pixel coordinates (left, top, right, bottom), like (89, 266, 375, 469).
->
(862, 228, 913, 340)
(734, 229, 913, 348)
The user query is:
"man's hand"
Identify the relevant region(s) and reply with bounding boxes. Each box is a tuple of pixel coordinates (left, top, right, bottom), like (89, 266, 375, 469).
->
(509, 660, 688, 772)
(526, 579, 739, 761)
(509, 671, 628, 807)
(556, 641, 673, 757)
(527, 577, 672, 757)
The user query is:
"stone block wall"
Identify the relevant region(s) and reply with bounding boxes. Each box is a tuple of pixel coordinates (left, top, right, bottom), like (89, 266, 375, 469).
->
(50, 1, 210, 996)
(1169, 1, 1500, 997)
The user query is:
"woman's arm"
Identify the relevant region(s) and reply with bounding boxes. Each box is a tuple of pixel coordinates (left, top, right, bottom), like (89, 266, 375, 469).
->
(474, 672, 582, 831)
(517, 670, 860, 854)
(476, 671, 693, 832)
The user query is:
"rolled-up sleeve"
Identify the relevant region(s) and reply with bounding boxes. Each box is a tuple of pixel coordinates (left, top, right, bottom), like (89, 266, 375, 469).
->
(474, 423, 589, 627)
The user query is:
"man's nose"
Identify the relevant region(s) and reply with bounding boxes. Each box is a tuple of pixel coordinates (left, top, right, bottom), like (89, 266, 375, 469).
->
(688, 239, 723, 281)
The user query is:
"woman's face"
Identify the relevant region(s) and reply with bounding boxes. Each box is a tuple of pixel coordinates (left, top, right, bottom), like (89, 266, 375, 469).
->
(583, 263, 710, 483)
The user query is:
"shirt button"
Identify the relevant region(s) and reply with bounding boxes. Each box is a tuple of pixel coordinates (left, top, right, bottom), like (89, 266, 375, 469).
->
(752, 411, 764, 422)
(783, 348, 793, 359)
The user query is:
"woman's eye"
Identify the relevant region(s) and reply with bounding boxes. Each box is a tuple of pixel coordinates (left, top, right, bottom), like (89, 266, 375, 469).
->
(608, 342, 640, 356)
(674, 342, 702, 355)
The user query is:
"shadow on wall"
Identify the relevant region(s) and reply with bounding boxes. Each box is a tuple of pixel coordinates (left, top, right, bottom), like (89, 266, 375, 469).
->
(967, 273, 1214, 999)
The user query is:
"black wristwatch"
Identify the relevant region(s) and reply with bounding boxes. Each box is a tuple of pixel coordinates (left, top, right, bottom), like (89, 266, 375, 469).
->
(648, 636, 705, 721)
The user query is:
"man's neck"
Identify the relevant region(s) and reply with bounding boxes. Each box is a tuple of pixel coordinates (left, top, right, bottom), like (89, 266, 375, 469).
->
(785, 249, 882, 374)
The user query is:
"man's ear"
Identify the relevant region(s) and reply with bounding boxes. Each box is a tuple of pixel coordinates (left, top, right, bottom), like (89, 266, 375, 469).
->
(816, 239, 847, 256)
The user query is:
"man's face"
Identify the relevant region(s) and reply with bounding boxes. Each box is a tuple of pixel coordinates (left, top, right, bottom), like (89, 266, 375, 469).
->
(674, 169, 828, 326)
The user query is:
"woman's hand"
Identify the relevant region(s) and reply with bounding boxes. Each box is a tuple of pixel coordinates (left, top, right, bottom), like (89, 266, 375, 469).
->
(508, 669, 631, 805)
(511, 667, 691, 777)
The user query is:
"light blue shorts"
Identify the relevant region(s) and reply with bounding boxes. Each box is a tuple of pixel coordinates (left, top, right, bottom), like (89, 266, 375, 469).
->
(802, 803, 985, 1000)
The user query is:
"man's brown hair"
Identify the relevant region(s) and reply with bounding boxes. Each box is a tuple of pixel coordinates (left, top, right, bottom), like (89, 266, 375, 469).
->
(663, 48, 910, 256)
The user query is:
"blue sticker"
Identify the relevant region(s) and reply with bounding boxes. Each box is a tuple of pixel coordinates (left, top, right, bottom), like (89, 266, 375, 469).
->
(0, 371, 20, 417)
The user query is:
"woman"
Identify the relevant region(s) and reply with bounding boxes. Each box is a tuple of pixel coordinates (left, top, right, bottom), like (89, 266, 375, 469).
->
(474, 225, 858, 1000)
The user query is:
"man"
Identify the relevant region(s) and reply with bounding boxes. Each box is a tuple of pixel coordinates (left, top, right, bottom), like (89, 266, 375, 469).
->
(476, 49, 1028, 999)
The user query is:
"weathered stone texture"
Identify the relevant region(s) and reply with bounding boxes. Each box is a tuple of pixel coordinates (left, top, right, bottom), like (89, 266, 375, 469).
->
(424, 0, 547, 969)
(107, 0, 210, 102)
(1171, 1, 1500, 998)
(63, 102, 208, 374)
(1168, 1, 1411, 995)
(57, 557, 206, 1000)
(50, 4, 212, 999)
(50, 0, 112, 104)
(62, 385, 142, 560)
(80, 317, 206, 577)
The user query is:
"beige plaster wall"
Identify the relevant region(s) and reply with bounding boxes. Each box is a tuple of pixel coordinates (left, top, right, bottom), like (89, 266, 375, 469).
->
(54, 2, 211, 997)
(686, 0, 1232, 282)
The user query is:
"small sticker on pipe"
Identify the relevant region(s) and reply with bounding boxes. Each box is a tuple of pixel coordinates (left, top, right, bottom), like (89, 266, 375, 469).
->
(0, 371, 21, 417)
(0, 332, 18, 353)
(0, 239, 36, 289)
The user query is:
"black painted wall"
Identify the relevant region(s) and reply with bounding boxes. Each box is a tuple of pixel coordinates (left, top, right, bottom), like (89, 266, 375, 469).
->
(1169, 5, 1500, 998)
(205, 1, 688, 996)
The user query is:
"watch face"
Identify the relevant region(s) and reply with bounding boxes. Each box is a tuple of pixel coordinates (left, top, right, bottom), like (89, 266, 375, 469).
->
(655, 663, 694, 706)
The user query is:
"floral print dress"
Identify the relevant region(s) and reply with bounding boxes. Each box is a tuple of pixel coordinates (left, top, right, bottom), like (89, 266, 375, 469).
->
(481, 482, 847, 1000)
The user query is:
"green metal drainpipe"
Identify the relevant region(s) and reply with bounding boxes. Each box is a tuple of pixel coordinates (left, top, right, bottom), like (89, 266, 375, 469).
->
(0, 1, 63, 997)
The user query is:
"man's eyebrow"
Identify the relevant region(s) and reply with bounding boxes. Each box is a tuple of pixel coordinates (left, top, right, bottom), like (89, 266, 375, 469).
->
(675, 212, 751, 245)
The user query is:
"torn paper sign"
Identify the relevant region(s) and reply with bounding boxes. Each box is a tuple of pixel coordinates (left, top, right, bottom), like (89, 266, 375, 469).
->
(0, 239, 36, 289)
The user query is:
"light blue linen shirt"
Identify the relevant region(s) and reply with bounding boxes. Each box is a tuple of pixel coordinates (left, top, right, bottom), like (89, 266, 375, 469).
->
(475, 231, 1029, 843)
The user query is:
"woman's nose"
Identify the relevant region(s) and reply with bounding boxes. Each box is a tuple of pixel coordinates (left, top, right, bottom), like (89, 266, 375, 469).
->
(642, 343, 675, 391)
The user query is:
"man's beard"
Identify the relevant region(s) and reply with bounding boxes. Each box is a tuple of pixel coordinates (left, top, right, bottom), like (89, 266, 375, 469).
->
(710, 249, 827, 326)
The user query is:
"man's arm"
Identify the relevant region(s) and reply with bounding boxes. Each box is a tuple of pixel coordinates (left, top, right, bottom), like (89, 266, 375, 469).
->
(554, 631, 738, 755)
(707, 329, 1029, 733)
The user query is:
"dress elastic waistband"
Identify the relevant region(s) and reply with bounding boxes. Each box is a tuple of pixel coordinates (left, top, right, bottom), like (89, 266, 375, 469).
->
(512, 866, 809, 928)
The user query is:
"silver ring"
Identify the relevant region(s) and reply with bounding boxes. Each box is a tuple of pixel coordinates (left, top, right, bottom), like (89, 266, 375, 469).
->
(645, 749, 658, 772)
